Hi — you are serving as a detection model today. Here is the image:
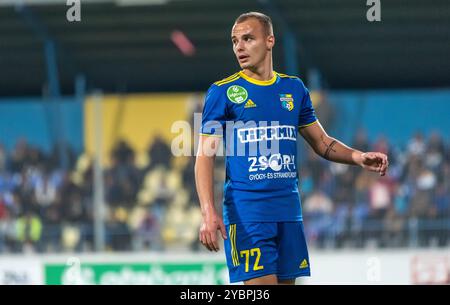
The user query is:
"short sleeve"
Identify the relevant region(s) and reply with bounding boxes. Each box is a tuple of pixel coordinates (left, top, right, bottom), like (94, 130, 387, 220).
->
(200, 84, 227, 137)
(298, 81, 318, 128)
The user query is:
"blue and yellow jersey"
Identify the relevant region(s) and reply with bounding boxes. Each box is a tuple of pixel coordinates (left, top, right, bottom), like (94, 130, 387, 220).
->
(200, 71, 318, 225)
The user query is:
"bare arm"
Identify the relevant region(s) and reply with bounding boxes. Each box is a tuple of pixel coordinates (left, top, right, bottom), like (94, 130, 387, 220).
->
(299, 121, 389, 176)
(195, 135, 227, 252)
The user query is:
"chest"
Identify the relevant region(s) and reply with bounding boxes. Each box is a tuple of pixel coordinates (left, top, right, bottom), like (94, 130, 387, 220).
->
(227, 85, 302, 124)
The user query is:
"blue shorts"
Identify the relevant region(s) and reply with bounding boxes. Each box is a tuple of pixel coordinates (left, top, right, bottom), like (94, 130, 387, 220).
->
(224, 221, 311, 283)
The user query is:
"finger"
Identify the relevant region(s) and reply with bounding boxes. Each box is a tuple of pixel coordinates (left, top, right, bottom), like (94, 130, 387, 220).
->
(380, 158, 388, 173)
(364, 152, 377, 160)
(382, 159, 389, 176)
(220, 222, 227, 240)
(367, 165, 381, 174)
(376, 153, 388, 163)
(200, 232, 208, 249)
(368, 166, 379, 173)
(203, 241, 212, 251)
(372, 154, 385, 171)
(205, 233, 214, 252)
(204, 233, 212, 251)
(370, 152, 386, 161)
(210, 231, 219, 252)
(380, 155, 388, 170)
(200, 231, 211, 251)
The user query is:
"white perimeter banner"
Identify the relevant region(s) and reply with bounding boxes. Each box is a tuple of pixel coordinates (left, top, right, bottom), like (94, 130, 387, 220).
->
(0, 249, 448, 285)
(0, 258, 42, 285)
(301, 249, 450, 285)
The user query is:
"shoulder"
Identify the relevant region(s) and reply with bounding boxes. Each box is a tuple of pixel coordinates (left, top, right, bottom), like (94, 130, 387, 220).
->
(205, 72, 242, 100)
(276, 72, 308, 91)
(204, 73, 238, 104)
(213, 72, 241, 87)
(277, 72, 304, 84)
(277, 72, 300, 80)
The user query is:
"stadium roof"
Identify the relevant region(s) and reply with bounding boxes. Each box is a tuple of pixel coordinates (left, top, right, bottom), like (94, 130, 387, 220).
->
(0, 0, 449, 97)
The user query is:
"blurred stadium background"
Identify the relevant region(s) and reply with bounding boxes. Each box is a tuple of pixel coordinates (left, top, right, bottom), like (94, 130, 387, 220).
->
(0, 0, 449, 285)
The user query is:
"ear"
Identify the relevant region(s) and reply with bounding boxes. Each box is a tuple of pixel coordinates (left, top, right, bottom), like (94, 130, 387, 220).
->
(266, 35, 275, 50)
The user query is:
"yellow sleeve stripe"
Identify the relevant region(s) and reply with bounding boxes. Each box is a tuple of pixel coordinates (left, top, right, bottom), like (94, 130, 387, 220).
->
(214, 74, 240, 86)
(199, 133, 223, 137)
(216, 76, 240, 86)
(299, 120, 318, 128)
(214, 72, 238, 84)
(277, 72, 299, 79)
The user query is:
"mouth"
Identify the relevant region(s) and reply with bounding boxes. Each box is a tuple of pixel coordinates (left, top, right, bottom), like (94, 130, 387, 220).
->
(238, 54, 249, 61)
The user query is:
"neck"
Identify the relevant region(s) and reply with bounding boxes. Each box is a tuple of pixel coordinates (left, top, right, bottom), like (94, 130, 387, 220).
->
(242, 55, 273, 81)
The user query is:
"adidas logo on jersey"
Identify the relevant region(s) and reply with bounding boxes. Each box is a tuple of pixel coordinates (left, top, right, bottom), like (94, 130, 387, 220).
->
(244, 99, 257, 108)
(299, 259, 309, 269)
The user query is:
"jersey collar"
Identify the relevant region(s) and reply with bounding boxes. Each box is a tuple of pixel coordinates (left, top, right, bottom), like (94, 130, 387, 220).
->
(238, 71, 278, 86)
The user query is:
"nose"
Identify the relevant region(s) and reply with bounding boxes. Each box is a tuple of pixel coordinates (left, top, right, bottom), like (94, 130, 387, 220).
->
(236, 40, 245, 52)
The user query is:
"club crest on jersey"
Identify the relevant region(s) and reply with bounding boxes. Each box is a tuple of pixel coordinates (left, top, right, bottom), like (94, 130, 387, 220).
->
(280, 94, 294, 111)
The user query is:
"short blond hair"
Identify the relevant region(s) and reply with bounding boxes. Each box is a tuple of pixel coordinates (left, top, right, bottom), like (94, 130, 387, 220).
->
(235, 12, 273, 36)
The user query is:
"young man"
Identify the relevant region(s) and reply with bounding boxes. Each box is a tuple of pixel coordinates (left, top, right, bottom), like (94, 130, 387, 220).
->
(195, 12, 389, 285)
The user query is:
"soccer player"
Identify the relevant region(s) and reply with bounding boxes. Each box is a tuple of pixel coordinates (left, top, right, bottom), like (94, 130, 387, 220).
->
(195, 12, 389, 285)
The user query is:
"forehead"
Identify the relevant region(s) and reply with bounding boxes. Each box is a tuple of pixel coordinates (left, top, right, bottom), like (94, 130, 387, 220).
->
(231, 19, 264, 37)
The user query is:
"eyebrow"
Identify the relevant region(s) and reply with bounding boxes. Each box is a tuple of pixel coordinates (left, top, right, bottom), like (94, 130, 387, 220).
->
(231, 33, 255, 40)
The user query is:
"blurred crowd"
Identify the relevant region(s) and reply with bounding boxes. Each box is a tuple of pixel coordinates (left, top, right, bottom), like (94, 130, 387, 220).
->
(301, 130, 450, 248)
(0, 135, 202, 253)
(0, 129, 448, 254)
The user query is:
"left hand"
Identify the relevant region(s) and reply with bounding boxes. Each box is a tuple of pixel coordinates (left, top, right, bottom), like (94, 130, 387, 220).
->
(359, 152, 389, 176)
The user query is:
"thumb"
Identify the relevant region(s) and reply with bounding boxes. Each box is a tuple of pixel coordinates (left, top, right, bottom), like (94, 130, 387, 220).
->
(363, 152, 372, 159)
(363, 152, 378, 161)
(219, 221, 227, 240)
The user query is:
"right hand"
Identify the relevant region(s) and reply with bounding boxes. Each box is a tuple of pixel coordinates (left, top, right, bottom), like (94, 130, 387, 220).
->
(199, 211, 227, 252)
